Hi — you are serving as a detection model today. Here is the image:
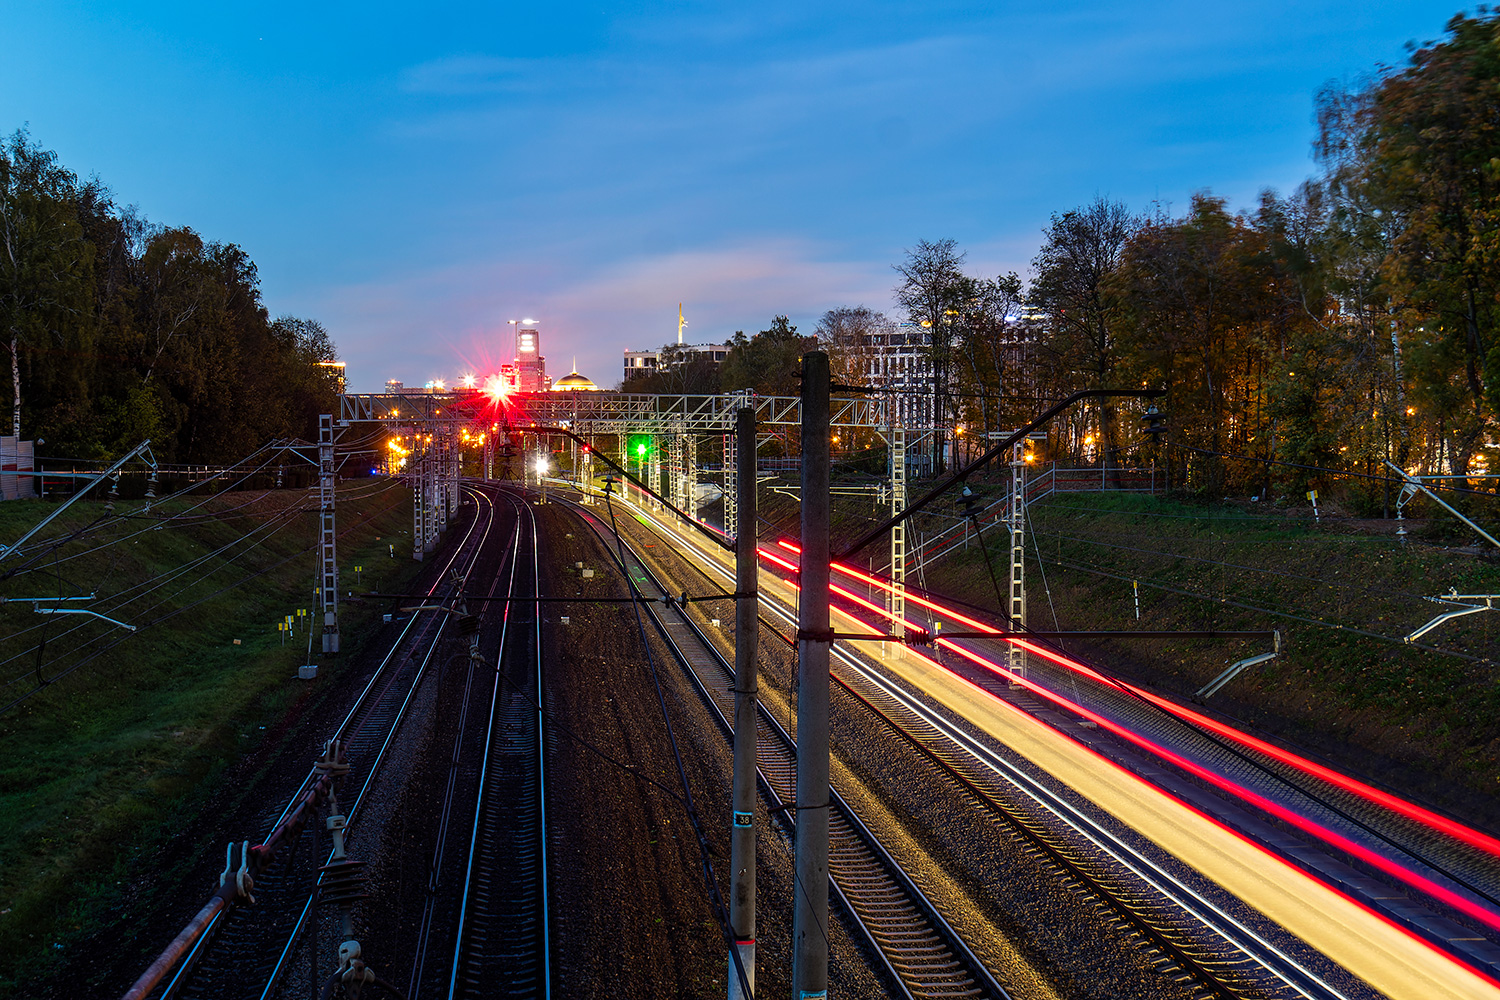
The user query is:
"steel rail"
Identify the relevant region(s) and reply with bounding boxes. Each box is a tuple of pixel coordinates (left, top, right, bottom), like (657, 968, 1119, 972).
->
(445, 488, 551, 999)
(404, 487, 524, 997)
(128, 485, 496, 1000)
(610, 492, 1352, 1000)
(251, 486, 504, 1000)
(564, 494, 1008, 1000)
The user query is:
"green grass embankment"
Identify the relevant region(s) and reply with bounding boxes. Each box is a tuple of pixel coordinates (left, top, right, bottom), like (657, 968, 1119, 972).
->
(758, 481, 1500, 827)
(0, 480, 421, 989)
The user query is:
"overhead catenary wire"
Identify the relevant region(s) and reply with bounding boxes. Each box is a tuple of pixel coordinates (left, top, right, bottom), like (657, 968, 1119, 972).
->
(0, 495, 314, 682)
(0, 476, 406, 666)
(600, 489, 760, 1000)
(1036, 553, 1484, 662)
(1026, 527, 1450, 607)
(0, 488, 411, 714)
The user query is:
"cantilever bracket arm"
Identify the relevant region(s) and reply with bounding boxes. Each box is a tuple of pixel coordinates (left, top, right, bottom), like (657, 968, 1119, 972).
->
(838, 388, 1165, 559)
(1196, 630, 1283, 698)
(508, 423, 736, 553)
(0, 439, 155, 565)
(32, 606, 137, 632)
(1385, 460, 1500, 550)
(1406, 593, 1497, 644)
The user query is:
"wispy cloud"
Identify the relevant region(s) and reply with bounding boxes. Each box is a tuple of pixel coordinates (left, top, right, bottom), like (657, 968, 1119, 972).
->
(310, 237, 898, 391)
(398, 55, 552, 95)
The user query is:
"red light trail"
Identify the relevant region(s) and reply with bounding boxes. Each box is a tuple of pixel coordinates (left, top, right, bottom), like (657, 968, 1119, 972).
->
(757, 536, 1500, 935)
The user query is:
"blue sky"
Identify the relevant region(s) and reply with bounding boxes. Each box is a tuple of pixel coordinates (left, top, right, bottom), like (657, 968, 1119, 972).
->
(0, 1, 1466, 391)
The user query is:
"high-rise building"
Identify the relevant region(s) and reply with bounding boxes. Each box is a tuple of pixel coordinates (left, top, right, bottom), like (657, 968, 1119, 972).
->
(515, 323, 548, 392)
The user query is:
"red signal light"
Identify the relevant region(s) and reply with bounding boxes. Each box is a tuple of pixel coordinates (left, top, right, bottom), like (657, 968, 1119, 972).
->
(484, 374, 508, 405)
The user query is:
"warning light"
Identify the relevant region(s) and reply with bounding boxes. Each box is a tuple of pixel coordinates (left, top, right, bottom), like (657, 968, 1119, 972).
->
(484, 375, 509, 405)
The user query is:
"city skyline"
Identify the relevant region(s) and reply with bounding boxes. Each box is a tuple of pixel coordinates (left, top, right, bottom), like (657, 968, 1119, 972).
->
(0, 1, 1463, 391)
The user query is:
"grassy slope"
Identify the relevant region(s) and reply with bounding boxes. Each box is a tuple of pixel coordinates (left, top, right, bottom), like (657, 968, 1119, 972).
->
(0, 481, 421, 988)
(758, 480, 1500, 829)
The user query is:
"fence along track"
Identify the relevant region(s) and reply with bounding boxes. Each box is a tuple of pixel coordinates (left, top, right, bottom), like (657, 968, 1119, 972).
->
(142, 487, 499, 1000)
(447, 489, 549, 999)
(566, 496, 1008, 1000)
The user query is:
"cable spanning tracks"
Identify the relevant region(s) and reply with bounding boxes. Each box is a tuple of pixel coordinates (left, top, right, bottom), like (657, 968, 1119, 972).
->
(565, 496, 1007, 1000)
(442, 488, 550, 999)
(130, 486, 502, 1000)
(602, 496, 1356, 1000)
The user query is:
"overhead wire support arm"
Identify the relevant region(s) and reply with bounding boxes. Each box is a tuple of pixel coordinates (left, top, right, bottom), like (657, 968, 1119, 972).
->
(1385, 459, 1500, 550)
(32, 606, 137, 632)
(1406, 591, 1499, 644)
(0, 439, 157, 563)
(509, 422, 735, 553)
(838, 388, 1166, 559)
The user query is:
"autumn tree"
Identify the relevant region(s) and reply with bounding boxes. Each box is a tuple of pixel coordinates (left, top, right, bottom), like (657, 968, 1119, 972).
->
(0, 129, 92, 440)
(620, 342, 723, 394)
(951, 272, 1026, 440)
(1112, 195, 1271, 492)
(894, 239, 971, 471)
(720, 316, 815, 396)
(1318, 11, 1500, 474)
(817, 305, 894, 384)
(1030, 199, 1138, 473)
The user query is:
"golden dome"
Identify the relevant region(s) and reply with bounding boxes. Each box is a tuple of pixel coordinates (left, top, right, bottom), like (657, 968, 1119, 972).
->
(551, 371, 599, 391)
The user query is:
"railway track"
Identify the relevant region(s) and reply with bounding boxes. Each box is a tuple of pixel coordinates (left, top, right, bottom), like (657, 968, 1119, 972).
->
(567, 494, 1009, 1000)
(597, 492, 1361, 1000)
(444, 489, 551, 999)
(129, 486, 505, 1000)
(967, 635, 1500, 934)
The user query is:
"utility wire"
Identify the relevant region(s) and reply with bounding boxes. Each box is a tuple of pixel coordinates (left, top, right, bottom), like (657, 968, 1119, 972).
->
(600, 491, 759, 1000)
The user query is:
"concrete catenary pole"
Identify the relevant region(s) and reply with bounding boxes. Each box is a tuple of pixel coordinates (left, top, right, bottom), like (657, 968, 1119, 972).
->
(793, 351, 831, 999)
(730, 406, 759, 999)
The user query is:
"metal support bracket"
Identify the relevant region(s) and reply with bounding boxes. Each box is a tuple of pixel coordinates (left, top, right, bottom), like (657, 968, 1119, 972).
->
(1197, 630, 1283, 698)
(32, 606, 137, 631)
(1406, 590, 1498, 644)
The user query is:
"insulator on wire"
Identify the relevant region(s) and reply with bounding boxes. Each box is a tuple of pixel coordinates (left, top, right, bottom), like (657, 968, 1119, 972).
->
(318, 860, 368, 906)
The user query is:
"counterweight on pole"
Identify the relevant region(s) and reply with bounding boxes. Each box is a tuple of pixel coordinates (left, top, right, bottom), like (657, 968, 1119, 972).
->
(793, 351, 831, 999)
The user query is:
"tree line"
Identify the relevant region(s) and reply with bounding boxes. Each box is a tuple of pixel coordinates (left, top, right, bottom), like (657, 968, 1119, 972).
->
(626, 12, 1500, 498)
(0, 129, 340, 464)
